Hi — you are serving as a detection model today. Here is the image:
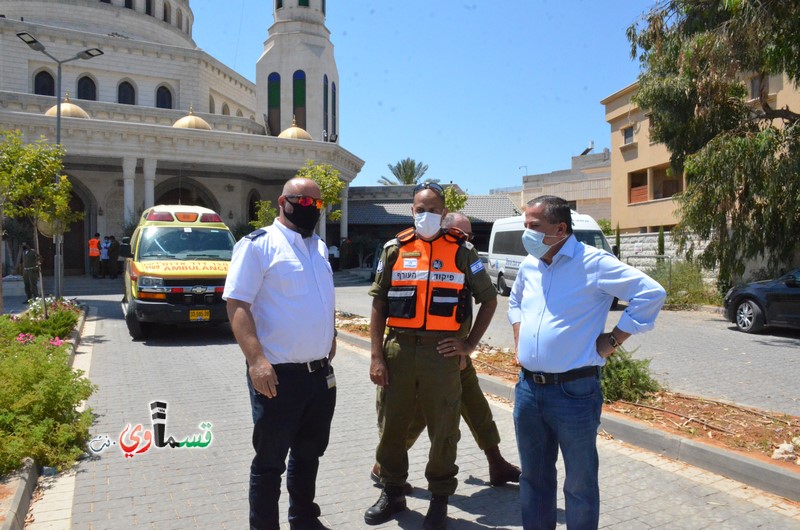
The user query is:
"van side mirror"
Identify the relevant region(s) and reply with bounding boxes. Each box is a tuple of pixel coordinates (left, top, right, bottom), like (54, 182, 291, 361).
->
(612, 244, 619, 258)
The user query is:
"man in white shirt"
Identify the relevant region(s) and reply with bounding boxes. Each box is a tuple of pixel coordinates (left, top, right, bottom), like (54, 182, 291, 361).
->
(224, 177, 337, 530)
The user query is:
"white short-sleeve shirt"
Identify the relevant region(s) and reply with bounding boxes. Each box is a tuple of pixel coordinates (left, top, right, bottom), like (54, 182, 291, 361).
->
(223, 220, 335, 364)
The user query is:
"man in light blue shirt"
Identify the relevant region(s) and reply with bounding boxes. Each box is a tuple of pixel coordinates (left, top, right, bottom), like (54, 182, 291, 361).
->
(508, 195, 665, 530)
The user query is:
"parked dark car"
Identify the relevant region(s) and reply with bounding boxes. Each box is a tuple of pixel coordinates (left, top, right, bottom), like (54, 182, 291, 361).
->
(723, 267, 800, 333)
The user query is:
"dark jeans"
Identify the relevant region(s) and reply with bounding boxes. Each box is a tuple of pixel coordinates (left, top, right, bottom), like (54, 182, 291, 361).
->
(247, 363, 336, 530)
(513, 369, 603, 530)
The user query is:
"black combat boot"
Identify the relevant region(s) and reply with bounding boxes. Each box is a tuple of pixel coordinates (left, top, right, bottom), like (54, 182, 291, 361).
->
(486, 445, 522, 486)
(422, 494, 448, 530)
(364, 486, 407, 525)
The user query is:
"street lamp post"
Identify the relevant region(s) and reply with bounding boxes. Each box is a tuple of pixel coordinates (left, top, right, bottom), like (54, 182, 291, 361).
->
(16, 32, 103, 298)
(518, 165, 528, 176)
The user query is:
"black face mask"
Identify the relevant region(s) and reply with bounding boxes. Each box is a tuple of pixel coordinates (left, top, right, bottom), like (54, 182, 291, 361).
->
(284, 201, 321, 234)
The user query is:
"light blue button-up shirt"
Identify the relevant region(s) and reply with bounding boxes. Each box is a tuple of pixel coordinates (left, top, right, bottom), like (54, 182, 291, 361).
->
(508, 235, 666, 373)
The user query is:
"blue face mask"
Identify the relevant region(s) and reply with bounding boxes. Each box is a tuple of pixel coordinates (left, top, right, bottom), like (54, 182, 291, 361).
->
(521, 229, 561, 259)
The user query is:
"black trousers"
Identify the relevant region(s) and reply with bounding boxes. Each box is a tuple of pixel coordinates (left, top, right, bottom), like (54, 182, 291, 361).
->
(247, 364, 336, 530)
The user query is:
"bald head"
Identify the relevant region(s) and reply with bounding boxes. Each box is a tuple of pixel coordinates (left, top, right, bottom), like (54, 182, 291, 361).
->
(283, 177, 320, 197)
(442, 212, 471, 233)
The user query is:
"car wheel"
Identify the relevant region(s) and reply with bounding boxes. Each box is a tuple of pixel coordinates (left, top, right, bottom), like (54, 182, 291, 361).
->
(497, 274, 511, 296)
(735, 299, 765, 334)
(125, 303, 151, 340)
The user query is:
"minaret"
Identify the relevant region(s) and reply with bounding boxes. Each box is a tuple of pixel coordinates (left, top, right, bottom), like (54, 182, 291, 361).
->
(256, 0, 339, 142)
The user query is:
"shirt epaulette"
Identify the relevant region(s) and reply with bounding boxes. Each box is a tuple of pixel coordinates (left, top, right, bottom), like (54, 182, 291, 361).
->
(245, 229, 267, 240)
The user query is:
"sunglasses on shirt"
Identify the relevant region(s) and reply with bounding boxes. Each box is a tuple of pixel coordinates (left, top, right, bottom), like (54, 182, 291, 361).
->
(450, 228, 474, 242)
(283, 195, 324, 210)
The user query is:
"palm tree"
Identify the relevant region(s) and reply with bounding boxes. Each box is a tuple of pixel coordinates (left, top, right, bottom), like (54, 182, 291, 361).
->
(378, 158, 431, 185)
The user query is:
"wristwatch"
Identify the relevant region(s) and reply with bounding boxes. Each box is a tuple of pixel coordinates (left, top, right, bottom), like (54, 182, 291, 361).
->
(607, 333, 621, 349)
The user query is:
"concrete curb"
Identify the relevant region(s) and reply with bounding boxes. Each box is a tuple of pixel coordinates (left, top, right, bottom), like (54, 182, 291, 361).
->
(336, 329, 800, 503)
(0, 306, 87, 530)
(0, 458, 37, 530)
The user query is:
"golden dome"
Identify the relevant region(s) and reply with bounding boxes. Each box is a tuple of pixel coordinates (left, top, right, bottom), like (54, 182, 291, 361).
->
(45, 92, 89, 119)
(278, 116, 312, 140)
(173, 107, 212, 130)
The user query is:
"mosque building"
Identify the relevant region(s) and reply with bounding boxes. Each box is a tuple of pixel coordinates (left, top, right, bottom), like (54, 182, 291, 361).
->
(0, 0, 364, 274)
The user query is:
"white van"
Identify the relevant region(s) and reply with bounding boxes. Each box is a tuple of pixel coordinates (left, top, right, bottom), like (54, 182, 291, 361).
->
(487, 211, 614, 295)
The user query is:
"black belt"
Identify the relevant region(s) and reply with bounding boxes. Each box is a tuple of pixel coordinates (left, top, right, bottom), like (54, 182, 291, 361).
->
(521, 366, 600, 385)
(273, 358, 329, 373)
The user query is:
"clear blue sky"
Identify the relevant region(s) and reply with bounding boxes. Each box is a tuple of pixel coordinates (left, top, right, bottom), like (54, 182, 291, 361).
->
(191, 0, 654, 194)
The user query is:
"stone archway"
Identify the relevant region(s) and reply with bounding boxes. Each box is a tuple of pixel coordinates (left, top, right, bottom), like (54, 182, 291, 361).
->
(36, 192, 87, 276)
(154, 177, 220, 212)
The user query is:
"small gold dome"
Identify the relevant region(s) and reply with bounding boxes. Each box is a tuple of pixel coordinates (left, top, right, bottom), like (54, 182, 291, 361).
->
(45, 93, 90, 119)
(278, 116, 312, 140)
(173, 107, 212, 130)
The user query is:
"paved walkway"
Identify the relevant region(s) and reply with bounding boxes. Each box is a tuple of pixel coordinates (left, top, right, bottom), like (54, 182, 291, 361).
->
(4, 276, 800, 528)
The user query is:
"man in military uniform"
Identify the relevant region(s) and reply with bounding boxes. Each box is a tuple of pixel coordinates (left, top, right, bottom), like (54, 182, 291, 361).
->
(21, 242, 40, 303)
(364, 183, 497, 530)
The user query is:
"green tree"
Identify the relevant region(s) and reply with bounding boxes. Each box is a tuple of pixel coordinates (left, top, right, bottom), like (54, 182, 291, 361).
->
(249, 200, 278, 230)
(657, 225, 665, 256)
(2, 130, 83, 316)
(378, 158, 430, 186)
(295, 160, 346, 222)
(627, 0, 800, 284)
(597, 218, 612, 236)
(443, 185, 468, 212)
(615, 223, 622, 259)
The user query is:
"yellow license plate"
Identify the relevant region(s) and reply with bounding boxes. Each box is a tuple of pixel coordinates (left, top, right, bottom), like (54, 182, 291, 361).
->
(189, 310, 210, 321)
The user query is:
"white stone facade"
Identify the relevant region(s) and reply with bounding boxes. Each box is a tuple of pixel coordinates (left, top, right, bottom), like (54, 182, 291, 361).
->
(0, 0, 363, 274)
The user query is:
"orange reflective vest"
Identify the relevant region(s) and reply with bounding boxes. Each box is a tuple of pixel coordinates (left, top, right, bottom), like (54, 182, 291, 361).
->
(386, 228, 467, 331)
(88, 237, 100, 257)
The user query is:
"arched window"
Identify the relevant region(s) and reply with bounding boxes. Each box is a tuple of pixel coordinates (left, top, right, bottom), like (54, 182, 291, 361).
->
(34, 71, 55, 96)
(156, 86, 173, 109)
(247, 190, 261, 223)
(299, 0, 309, 6)
(323, 75, 329, 141)
(209, 95, 215, 113)
(176, 9, 183, 29)
(163, 1, 171, 23)
(125, 0, 133, 8)
(77, 76, 97, 101)
(221, 103, 230, 116)
(236, 109, 243, 117)
(267, 72, 280, 136)
(118, 81, 136, 105)
(145, 0, 153, 16)
(293, 70, 306, 130)
(331, 81, 337, 141)
(276, 0, 283, 9)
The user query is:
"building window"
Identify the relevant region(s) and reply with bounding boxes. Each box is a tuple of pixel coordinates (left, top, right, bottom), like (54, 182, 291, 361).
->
(118, 81, 136, 105)
(322, 0, 326, 14)
(176, 9, 183, 29)
(331, 81, 337, 141)
(100, 0, 110, 3)
(653, 166, 683, 199)
(209, 95, 215, 113)
(221, 103, 230, 116)
(293, 70, 306, 130)
(236, 109, 243, 117)
(145, 0, 153, 16)
(622, 126, 634, 145)
(267, 72, 281, 136)
(276, 0, 283, 9)
(629, 171, 648, 204)
(163, 1, 171, 23)
(299, 0, 309, 6)
(34, 71, 55, 96)
(77, 76, 97, 100)
(156, 86, 173, 109)
(125, 0, 133, 8)
(323, 75, 329, 141)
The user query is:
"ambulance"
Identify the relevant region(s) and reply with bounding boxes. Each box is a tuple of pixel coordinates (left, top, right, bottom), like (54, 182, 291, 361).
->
(120, 205, 236, 340)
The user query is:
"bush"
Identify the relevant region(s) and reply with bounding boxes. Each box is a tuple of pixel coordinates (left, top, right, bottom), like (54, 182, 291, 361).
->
(646, 260, 722, 308)
(601, 347, 661, 403)
(0, 302, 94, 475)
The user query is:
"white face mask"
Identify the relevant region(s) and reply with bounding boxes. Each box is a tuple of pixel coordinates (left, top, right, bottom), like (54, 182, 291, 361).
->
(414, 212, 442, 239)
